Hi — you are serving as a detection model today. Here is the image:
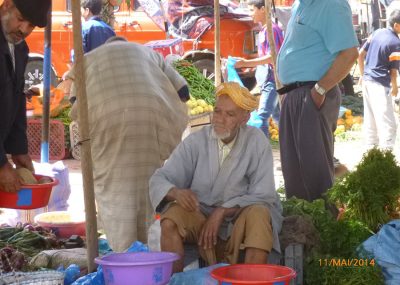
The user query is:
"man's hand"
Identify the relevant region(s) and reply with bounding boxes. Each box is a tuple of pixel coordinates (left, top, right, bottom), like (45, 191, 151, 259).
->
(0, 162, 22, 193)
(234, 59, 247, 69)
(167, 188, 199, 212)
(11, 154, 34, 172)
(310, 88, 325, 109)
(198, 207, 225, 249)
(24, 84, 42, 99)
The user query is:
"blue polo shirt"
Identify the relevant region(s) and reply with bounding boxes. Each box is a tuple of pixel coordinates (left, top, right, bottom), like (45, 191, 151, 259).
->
(82, 16, 116, 53)
(277, 0, 358, 85)
(362, 28, 400, 88)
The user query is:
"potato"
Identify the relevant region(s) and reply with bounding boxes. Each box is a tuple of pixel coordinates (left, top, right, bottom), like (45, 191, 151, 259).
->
(38, 176, 53, 184)
(16, 168, 38, 184)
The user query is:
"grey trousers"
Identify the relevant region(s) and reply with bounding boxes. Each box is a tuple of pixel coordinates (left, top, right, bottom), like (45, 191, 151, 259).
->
(279, 85, 341, 201)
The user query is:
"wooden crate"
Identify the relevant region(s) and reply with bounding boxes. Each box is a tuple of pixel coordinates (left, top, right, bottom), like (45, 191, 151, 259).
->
(189, 112, 212, 133)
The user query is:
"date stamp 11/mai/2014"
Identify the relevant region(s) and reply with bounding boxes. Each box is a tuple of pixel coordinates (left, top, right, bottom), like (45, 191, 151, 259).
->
(319, 259, 375, 267)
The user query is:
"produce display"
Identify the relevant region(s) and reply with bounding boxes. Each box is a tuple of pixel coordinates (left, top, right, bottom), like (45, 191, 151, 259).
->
(341, 94, 363, 116)
(282, 198, 384, 285)
(328, 148, 400, 231)
(27, 87, 70, 118)
(268, 118, 279, 141)
(15, 168, 53, 185)
(173, 60, 216, 106)
(0, 224, 62, 273)
(336, 109, 363, 132)
(186, 97, 214, 116)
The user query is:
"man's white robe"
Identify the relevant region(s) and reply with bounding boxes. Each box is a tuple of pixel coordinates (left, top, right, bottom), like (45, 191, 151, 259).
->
(71, 41, 188, 252)
(150, 125, 283, 253)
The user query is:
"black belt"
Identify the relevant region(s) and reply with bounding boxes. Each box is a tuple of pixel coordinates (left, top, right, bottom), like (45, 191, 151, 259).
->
(277, 81, 317, 95)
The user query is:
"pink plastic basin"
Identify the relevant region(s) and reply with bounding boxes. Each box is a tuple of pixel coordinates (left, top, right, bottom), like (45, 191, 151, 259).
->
(211, 264, 296, 285)
(95, 252, 179, 285)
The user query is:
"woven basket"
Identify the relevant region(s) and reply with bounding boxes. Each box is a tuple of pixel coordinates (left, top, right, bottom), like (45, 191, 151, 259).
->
(27, 119, 65, 161)
(69, 121, 81, 161)
(0, 270, 64, 285)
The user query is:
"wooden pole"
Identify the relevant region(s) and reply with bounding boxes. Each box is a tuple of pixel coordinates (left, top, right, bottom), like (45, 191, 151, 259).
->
(71, 0, 98, 272)
(264, 0, 281, 89)
(214, 0, 221, 86)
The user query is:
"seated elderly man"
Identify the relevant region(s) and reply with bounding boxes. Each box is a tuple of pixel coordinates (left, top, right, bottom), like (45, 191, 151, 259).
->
(149, 82, 283, 272)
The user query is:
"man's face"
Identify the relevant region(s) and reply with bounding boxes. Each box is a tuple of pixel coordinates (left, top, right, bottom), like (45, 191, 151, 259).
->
(1, 0, 35, 44)
(211, 94, 249, 142)
(249, 5, 265, 25)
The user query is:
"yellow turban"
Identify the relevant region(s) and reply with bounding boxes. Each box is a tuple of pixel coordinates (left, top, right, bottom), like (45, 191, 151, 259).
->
(215, 82, 259, 111)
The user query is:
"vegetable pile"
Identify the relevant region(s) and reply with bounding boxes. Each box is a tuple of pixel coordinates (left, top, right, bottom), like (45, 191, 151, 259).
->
(328, 148, 400, 231)
(173, 60, 215, 106)
(0, 224, 62, 273)
(282, 148, 400, 284)
(341, 94, 363, 116)
(282, 198, 384, 285)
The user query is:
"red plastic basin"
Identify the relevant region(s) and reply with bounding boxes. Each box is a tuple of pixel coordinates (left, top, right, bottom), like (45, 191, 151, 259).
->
(0, 174, 58, 210)
(211, 264, 296, 285)
(34, 211, 86, 238)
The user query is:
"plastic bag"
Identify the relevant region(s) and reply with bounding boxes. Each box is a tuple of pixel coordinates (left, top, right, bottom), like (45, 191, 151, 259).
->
(225, 56, 262, 129)
(226, 56, 244, 87)
(168, 263, 228, 285)
(147, 217, 161, 251)
(60, 264, 80, 285)
(247, 111, 262, 128)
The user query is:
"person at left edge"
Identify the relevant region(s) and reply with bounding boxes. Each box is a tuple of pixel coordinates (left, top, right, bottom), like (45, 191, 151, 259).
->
(0, 0, 51, 193)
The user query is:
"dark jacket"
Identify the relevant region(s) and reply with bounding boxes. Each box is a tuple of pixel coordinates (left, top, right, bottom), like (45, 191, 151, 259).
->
(0, 24, 29, 167)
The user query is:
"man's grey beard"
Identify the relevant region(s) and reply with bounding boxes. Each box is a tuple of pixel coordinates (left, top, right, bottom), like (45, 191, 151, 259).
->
(211, 126, 231, 140)
(1, 13, 24, 45)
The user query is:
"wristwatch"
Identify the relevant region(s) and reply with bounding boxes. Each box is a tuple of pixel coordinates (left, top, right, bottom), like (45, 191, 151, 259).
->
(314, 83, 327, 96)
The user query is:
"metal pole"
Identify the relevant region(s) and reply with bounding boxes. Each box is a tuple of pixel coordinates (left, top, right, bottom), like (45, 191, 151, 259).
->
(214, 0, 221, 86)
(71, 0, 98, 273)
(41, 2, 52, 163)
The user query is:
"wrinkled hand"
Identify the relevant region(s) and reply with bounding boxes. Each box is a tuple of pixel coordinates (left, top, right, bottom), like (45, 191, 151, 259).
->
(198, 207, 225, 249)
(0, 162, 21, 193)
(169, 188, 199, 212)
(11, 154, 34, 172)
(310, 88, 325, 110)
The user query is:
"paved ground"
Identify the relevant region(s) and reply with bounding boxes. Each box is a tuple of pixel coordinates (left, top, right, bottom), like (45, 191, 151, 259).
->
(63, 128, 400, 215)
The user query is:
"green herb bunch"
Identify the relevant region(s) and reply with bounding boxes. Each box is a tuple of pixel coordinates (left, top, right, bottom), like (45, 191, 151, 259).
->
(282, 197, 379, 284)
(173, 60, 215, 105)
(328, 148, 400, 231)
(283, 198, 372, 257)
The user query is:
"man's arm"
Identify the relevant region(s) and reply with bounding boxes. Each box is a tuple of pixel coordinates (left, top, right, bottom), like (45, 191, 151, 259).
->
(235, 55, 273, 68)
(149, 136, 197, 212)
(311, 47, 359, 108)
(358, 48, 367, 83)
(153, 52, 189, 101)
(390, 68, 398, 97)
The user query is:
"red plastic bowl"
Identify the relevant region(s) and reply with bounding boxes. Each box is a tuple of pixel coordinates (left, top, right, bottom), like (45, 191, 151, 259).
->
(0, 174, 58, 210)
(211, 264, 296, 285)
(34, 211, 86, 238)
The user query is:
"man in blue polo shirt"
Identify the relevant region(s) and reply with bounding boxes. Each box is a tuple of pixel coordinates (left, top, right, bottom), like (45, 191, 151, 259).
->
(358, 10, 400, 150)
(81, 0, 115, 53)
(276, 0, 359, 202)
